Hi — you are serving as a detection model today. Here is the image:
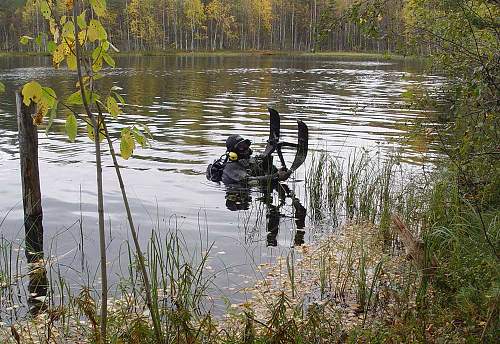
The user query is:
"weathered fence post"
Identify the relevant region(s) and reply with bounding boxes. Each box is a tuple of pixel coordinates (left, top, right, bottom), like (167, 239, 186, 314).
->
(16, 90, 44, 263)
(16, 90, 48, 313)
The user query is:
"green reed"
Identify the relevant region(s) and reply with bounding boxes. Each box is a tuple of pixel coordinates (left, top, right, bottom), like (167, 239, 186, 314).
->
(286, 250, 296, 299)
(306, 150, 415, 235)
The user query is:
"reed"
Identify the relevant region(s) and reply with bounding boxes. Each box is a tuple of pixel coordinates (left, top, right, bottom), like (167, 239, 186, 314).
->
(286, 251, 296, 299)
(306, 150, 415, 237)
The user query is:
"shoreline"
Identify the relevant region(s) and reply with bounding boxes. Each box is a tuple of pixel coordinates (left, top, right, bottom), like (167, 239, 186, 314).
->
(0, 222, 417, 343)
(0, 50, 423, 61)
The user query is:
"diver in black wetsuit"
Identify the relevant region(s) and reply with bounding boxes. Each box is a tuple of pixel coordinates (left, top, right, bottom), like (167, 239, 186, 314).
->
(218, 134, 306, 247)
(221, 134, 291, 185)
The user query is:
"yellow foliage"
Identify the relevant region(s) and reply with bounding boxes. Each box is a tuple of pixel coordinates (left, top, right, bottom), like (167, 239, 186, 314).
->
(184, 0, 205, 26)
(127, 0, 161, 43)
(87, 19, 107, 42)
(90, 0, 107, 17)
(66, 53, 77, 70)
(62, 20, 75, 40)
(106, 96, 121, 118)
(65, 0, 74, 11)
(21, 83, 57, 120)
(120, 128, 135, 160)
(22, 81, 43, 106)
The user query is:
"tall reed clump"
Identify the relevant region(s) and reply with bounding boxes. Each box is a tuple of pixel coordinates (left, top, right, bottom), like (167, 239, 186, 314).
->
(306, 150, 413, 233)
(94, 225, 217, 344)
(306, 149, 499, 341)
(0, 236, 16, 314)
(0, 217, 218, 343)
(349, 168, 499, 342)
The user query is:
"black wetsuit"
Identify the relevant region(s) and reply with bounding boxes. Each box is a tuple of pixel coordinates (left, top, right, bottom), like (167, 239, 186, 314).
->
(222, 159, 254, 184)
(222, 157, 280, 185)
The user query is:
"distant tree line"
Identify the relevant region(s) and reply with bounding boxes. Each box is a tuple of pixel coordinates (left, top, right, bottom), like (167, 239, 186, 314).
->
(1, 0, 407, 53)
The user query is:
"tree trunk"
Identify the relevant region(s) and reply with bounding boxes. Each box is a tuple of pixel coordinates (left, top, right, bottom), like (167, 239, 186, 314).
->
(101, 118, 163, 344)
(16, 90, 49, 315)
(16, 91, 44, 264)
(74, 2, 107, 341)
(162, 5, 166, 50)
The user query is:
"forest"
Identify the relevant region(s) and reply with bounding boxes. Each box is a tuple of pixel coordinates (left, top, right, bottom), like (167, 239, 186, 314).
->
(1, 0, 406, 53)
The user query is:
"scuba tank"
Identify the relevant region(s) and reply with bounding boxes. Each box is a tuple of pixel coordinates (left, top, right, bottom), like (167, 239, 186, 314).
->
(206, 154, 229, 182)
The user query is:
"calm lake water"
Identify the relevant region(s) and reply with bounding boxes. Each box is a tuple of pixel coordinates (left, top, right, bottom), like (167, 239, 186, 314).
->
(0, 54, 437, 314)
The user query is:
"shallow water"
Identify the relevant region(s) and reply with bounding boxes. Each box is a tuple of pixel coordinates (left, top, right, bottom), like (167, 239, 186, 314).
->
(0, 54, 437, 315)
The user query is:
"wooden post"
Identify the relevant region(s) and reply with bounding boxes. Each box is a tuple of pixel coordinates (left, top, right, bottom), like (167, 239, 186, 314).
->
(16, 91, 44, 264)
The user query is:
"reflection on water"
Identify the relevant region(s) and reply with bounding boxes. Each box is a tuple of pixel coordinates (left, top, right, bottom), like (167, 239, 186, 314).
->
(225, 181, 306, 248)
(0, 54, 437, 317)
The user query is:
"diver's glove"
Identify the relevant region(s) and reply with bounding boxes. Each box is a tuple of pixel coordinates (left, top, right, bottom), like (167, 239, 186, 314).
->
(277, 168, 292, 181)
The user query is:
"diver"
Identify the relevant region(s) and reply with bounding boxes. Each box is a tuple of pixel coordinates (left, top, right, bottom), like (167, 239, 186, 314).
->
(220, 134, 292, 185)
(206, 108, 307, 186)
(206, 108, 309, 246)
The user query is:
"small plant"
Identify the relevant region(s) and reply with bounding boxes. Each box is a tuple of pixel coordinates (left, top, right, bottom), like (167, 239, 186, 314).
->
(356, 242, 368, 312)
(286, 250, 296, 298)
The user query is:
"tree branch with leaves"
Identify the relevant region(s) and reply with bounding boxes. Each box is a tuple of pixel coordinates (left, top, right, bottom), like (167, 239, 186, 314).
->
(20, 1, 162, 342)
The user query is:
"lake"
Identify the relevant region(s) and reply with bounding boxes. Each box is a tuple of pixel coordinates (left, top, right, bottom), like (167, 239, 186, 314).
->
(0, 54, 437, 315)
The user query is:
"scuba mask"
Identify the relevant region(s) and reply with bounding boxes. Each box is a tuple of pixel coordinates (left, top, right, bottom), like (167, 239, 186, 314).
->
(228, 138, 252, 161)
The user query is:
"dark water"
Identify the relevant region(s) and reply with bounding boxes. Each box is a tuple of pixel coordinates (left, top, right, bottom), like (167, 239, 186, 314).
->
(0, 54, 437, 313)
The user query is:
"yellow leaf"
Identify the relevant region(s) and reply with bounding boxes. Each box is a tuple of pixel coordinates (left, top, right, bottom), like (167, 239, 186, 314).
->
(132, 129, 147, 148)
(87, 19, 107, 42)
(120, 128, 135, 160)
(90, 0, 107, 17)
(40, 1, 51, 20)
(77, 10, 87, 29)
(66, 53, 77, 70)
(62, 40, 73, 55)
(92, 57, 103, 72)
(92, 45, 103, 61)
(87, 25, 98, 42)
(41, 87, 57, 109)
(52, 44, 65, 67)
(106, 96, 120, 118)
(45, 102, 58, 134)
(20, 36, 33, 45)
(66, 90, 83, 105)
(62, 20, 75, 40)
(22, 81, 43, 106)
(102, 52, 115, 68)
(78, 30, 87, 45)
(65, 114, 78, 142)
